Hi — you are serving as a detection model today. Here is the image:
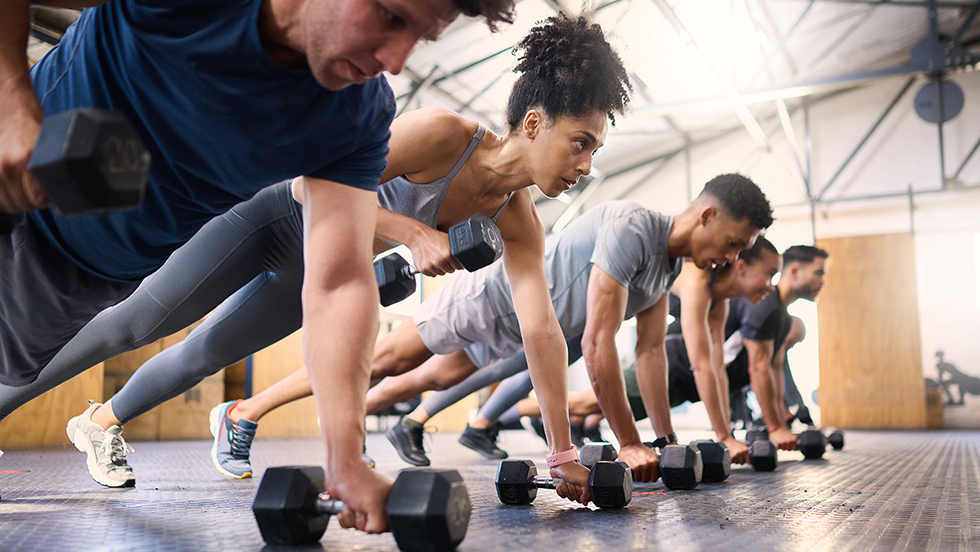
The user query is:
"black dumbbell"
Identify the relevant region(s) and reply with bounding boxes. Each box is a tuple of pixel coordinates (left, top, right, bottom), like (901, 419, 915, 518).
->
(580, 441, 617, 468)
(748, 439, 778, 471)
(745, 427, 769, 443)
(690, 440, 732, 482)
(1, 109, 150, 234)
(660, 443, 703, 490)
(253, 465, 471, 552)
(375, 214, 503, 306)
(828, 430, 845, 450)
(797, 427, 827, 459)
(495, 459, 633, 509)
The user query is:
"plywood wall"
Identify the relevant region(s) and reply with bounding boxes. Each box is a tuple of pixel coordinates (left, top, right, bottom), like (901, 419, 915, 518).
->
(816, 232, 927, 428)
(0, 366, 104, 448)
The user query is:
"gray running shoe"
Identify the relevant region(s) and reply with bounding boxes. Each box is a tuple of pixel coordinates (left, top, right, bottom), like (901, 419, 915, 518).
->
(66, 401, 135, 488)
(209, 400, 257, 479)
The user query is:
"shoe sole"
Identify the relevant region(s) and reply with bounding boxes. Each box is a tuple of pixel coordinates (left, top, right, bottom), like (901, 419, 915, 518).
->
(208, 404, 252, 479)
(458, 435, 508, 460)
(66, 415, 135, 488)
(385, 428, 430, 467)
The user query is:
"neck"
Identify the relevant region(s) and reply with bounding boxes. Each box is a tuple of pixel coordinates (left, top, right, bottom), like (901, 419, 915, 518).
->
(479, 133, 537, 195)
(710, 266, 739, 300)
(778, 283, 795, 306)
(258, 0, 307, 70)
(667, 207, 698, 259)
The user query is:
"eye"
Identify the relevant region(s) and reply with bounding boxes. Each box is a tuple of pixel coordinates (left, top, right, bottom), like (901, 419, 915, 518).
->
(382, 8, 405, 27)
(575, 139, 587, 151)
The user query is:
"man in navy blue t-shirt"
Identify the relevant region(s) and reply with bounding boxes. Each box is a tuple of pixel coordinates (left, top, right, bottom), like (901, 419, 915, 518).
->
(733, 244, 828, 450)
(0, 0, 515, 535)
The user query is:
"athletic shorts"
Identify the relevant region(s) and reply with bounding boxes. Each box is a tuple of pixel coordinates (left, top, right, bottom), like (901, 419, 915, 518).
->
(0, 214, 137, 386)
(412, 274, 522, 368)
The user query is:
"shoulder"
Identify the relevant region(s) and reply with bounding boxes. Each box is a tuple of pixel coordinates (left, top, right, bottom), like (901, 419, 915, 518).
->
(391, 107, 475, 149)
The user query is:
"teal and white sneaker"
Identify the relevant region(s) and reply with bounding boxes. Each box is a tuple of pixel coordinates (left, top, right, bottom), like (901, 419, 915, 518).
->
(208, 400, 257, 479)
(67, 401, 136, 488)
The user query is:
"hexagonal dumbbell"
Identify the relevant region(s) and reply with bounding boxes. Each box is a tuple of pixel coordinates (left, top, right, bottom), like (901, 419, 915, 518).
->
(745, 427, 769, 443)
(374, 214, 503, 306)
(495, 459, 633, 509)
(660, 443, 703, 490)
(749, 439, 778, 472)
(828, 430, 845, 450)
(579, 441, 617, 468)
(690, 440, 732, 482)
(797, 428, 827, 459)
(253, 465, 471, 552)
(1, 108, 150, 234)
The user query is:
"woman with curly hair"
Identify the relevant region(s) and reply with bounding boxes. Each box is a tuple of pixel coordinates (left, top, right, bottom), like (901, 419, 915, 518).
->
(15, 14, 631, 506)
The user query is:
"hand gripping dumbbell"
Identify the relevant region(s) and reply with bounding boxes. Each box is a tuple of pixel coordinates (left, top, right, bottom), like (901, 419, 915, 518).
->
(495, 459, 633, 509)
(747, 426, 827, 461)
(252, 465, 471, 552)
(0, 108, 150, 234)
(375, 213, 503, 306)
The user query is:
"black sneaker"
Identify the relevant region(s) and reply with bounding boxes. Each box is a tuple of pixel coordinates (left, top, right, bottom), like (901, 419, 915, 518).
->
(386, 418, 429, 467)
(458, 424, 508, 460)
(581, 424, 606, 444)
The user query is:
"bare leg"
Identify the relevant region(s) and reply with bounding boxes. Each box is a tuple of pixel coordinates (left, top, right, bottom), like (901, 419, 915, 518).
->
(233, 367, 313, 423)
(367, 350, 479, 415)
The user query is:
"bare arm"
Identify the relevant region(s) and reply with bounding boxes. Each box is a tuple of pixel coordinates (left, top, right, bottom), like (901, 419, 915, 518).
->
(634, 295, 672, 438)
(744, 337, 796, 449)
(299, 176, 391, 533)
(496, 193, 589, 504)
(582, 266, 661, 482)
(675, 269, 731, 443)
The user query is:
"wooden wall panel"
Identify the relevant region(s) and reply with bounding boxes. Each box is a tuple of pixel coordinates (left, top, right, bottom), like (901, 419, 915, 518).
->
(250, 330, 319, 439)
(816, 232, 926, 429)
(0, 365, 104, 449)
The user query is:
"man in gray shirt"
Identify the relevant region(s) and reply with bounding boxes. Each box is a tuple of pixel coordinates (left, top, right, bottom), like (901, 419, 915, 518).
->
(371, 173, 773, 481)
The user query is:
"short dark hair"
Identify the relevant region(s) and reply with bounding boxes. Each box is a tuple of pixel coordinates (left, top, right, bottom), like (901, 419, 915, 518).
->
(505, 14, 632, 131)
(738, 235, 778, 265)
(782, 245, 828, 266)
(456, 0, 516, 31)
(698, 173, 774, 230)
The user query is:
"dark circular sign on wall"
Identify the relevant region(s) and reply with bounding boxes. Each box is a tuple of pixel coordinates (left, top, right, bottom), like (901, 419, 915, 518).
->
(915, 80, 965, 124)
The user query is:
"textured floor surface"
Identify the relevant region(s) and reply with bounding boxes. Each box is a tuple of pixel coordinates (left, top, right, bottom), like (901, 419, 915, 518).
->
(1, 427, 978, 551)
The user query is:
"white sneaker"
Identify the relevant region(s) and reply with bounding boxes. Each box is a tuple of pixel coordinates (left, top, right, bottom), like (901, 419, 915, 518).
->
(66, 401, 136, 488)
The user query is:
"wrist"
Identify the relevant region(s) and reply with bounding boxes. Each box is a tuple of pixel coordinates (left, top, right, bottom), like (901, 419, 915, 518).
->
(546, 448, 579, 468)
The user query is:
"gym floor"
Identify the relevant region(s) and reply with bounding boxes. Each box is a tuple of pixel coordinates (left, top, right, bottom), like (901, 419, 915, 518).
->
(0, 428, 978, 551)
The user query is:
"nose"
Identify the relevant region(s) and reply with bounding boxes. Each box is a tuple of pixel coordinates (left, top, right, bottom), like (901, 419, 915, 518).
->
(375, 34, 417, 76)
(724, 249, 739, 264)
(576, 156, 593, 177)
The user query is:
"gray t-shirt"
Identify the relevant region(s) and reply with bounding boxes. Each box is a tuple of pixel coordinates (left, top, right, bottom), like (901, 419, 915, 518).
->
(482, 200, 679, 343)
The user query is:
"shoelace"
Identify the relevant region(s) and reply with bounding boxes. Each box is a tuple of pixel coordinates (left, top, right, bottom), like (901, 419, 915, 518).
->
(101, 433, 134, 467)
(230, 422, 257, 459)
(485, 424, 502, 446)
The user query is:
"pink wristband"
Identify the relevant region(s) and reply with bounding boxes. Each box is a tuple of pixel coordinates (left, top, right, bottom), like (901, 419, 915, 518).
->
(546, 448, 580, 468)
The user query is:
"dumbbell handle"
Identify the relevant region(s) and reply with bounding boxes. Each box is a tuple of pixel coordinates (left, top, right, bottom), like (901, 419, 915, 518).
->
(531, 475, 567, 491)
(314, 494, 349, 515)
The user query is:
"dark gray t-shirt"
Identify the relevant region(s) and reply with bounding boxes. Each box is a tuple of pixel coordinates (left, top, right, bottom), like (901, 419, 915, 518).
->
(481, 200, 680, 343)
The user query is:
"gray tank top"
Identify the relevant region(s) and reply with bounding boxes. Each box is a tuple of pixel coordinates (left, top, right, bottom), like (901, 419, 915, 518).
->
(377, 125, 512, 247)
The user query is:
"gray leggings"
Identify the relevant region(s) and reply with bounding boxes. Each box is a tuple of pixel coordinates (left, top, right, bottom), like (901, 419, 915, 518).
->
(420, 336, 584, 423)
(0, 182, 305, 422)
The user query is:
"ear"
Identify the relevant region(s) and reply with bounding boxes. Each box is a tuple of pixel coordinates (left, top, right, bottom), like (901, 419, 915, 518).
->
(522, 109, 542, 140)
(699, 205, 717, 227)
(735, 259, 747, 274)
